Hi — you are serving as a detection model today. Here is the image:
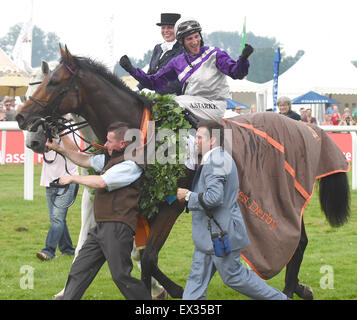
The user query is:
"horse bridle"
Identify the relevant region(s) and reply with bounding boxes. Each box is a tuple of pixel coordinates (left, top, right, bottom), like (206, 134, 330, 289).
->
(28, 63, 80, 117)
(28, 63, 103, 153)
(26, 63, 93, 207)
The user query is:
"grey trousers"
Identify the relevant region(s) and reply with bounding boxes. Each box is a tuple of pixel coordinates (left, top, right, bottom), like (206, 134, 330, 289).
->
(183, 248, 287, 300)
(63, 222, 151, 300)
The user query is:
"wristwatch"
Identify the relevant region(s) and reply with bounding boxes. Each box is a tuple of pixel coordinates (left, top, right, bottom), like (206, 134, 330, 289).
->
(185, 191, 192, 202)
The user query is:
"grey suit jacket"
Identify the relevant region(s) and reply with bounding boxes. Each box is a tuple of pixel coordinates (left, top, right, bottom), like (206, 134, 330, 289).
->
(188, 147, 250, 254)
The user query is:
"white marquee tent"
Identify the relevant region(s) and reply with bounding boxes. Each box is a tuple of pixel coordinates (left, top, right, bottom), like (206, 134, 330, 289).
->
(262, 48, 357, 118)
(0, 47, 29, 97)
(227, 77, 266, 112)
(0, 47, 24, 76)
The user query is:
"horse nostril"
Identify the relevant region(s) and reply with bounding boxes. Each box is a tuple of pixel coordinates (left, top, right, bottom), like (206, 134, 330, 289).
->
(15, 114, 24, 127)
(31, 141, 39, 148)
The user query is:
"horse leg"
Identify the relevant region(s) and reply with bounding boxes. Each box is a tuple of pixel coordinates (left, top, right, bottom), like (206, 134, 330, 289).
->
(140, 168, 195, 299)
(283, 219, 313, 299)
(141, 200, 186, 298)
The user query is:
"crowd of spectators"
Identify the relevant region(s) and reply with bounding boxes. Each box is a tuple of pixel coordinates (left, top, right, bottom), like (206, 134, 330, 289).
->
(236, 101, 357, 126)
(302, 104, 357, 126)
(0, 96, 18, 121)
(290, 104, 356, 126)
(2, 92, 357, 127)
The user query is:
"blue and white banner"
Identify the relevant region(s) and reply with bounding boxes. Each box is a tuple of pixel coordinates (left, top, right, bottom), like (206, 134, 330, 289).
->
(272, 47, 280, 112)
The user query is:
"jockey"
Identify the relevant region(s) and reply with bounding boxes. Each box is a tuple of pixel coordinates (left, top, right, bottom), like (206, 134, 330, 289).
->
(120, 17, 254, 123)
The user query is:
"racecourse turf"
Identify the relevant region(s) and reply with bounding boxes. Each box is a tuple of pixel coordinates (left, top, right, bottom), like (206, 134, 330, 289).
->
(0, 164, 356, 300)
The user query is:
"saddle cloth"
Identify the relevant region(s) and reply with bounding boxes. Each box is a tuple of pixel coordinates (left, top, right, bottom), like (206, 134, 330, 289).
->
(174, 95, 226, 123)
(223, 112, 349, 279)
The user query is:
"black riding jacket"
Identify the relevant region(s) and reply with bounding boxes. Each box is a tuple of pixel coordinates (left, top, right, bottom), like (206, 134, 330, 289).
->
(138, 41, 184, 95)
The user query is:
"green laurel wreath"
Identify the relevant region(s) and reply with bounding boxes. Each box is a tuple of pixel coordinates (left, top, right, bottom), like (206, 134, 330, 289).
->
(138, 93, 192, 219)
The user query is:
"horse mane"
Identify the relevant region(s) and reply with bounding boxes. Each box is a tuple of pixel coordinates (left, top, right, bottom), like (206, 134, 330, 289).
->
(60, 55, 153, 110)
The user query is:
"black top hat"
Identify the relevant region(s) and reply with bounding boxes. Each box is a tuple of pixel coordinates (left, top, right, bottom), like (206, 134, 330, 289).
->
(156, 13, 181, 26)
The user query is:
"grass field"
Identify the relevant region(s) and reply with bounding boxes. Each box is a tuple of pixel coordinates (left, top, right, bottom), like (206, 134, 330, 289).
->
(0, 164, 356, 300)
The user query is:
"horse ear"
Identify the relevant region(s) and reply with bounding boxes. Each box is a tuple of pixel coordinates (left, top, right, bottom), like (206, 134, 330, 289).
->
(41, 60, 50, 75)
(65, 45, 73, 60)
(59, 43, 66, 57)
(64, 45, 76, 69)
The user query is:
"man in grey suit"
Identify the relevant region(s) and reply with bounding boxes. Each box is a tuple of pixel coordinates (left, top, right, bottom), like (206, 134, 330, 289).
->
(177, 122, 287, 300)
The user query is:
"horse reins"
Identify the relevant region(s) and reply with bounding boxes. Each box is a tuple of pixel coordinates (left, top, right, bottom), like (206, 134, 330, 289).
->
(58, 118, 107, 154)
(49, 178, 79, 209)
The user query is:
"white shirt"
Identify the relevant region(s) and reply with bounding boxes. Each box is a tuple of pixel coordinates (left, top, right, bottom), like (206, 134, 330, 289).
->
(40, 137, 79, 187)
(160, 40, 177, 59)
(201, 146, 221, 165)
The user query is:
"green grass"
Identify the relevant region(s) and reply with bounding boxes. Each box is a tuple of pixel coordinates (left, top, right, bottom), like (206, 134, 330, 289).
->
(0, 164, 356, 300)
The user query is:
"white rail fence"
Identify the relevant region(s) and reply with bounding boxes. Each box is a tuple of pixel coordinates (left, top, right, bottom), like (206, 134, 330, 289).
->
(1, 122, 357, 201)
(1, 121, 34, 200)
(320, 125, 357, 190)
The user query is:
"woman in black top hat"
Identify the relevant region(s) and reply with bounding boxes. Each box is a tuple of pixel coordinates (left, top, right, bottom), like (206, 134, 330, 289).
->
(137, 13, 184, 95)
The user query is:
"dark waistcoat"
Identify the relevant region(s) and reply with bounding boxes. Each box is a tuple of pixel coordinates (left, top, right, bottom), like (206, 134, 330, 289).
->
(94, 152, 143, 232)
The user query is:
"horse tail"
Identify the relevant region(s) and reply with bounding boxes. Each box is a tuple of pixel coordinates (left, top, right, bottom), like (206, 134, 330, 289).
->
(318, 172, 350, 227)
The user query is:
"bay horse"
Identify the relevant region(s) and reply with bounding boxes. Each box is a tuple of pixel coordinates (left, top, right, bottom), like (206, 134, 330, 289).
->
(16, 45, 350, 299)
(24, 60, 167, 299)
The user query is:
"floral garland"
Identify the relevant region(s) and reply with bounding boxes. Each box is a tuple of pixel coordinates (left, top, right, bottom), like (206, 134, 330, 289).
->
(138, 92, 192, 219)
(83, 93, 191, 218)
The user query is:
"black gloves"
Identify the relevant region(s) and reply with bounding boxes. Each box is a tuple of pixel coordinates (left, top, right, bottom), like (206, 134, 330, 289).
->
(182, 109, 200, 129)
(119, 55, 133, 73)
(240, 44, 254, 61)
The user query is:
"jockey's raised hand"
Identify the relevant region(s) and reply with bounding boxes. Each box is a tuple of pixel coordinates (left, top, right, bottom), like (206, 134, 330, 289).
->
(120, 55, 133, 73)
(240, 44, 254, 61)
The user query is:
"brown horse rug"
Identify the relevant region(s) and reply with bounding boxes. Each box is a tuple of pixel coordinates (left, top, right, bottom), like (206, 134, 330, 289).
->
(223, 112, 349, 279)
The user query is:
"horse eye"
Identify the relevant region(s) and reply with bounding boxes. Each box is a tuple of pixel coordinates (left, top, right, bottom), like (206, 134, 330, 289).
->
(47, 78, 59, 87)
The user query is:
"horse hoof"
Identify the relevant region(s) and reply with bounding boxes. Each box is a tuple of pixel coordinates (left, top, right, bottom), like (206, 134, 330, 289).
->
(52, 293, 64, 300)
(295, 284, 314, 300)
(152, 288, 168, 300)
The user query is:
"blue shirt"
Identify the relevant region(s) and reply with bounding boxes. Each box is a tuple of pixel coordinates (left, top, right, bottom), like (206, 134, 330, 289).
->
(90, 154, 143, 192)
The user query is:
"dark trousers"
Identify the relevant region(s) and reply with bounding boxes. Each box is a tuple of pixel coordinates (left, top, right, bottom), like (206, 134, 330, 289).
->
(284, 218, 308, 295)
(63, 222, 151, 300)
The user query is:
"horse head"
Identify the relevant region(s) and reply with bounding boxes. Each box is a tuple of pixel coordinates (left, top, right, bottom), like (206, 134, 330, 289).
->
(16, 45, 80, 152)
(17, 44, 79, 129)
(17, 44, 150, 152)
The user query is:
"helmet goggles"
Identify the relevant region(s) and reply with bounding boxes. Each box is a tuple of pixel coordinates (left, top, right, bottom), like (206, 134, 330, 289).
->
(175, 19, 202, 40)
(177, 21, 201, 32)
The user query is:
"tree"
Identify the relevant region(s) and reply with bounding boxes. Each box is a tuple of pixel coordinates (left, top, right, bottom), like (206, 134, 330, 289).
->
(0, 24, 21, 54)
(31, 27, 60, 67)
(0, 23, 60, 68)
(114, 49, 153, 76)
(204, 31, 304, 83)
